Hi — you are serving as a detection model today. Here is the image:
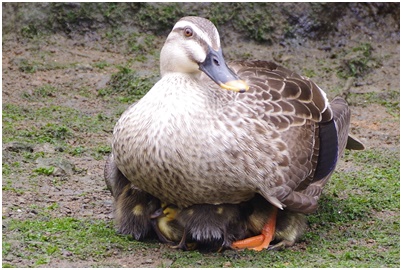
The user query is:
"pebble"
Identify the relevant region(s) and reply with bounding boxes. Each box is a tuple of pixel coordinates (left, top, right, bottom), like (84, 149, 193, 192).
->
(62, 250, 73, 257)
(75, 63, 93, 71)
(161, 259, 173, 267)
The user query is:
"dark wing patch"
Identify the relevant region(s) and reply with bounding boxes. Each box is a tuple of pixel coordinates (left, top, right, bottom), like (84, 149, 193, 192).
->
(296, 97, 351, 205)
(313, 120, 338, 180)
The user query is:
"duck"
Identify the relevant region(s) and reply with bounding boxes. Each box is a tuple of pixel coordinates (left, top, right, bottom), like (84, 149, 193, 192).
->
(105, 97, 362, 250)
(107, 16, 365, 251)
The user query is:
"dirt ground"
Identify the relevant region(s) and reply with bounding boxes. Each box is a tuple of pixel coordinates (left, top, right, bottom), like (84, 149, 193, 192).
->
(2, 7, 400, 267)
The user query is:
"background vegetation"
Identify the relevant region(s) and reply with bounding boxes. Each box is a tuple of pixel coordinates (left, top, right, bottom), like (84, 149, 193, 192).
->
(2, 2, 399, 267)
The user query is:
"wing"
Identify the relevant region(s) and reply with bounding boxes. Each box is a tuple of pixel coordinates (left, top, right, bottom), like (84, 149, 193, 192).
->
(287, 97, 352, 213)
(227, 61, 336, 212)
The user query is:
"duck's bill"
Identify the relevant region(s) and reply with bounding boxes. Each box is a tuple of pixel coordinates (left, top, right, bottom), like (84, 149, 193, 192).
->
(199, 48, 249, 93)
(219, 80, 249, 92)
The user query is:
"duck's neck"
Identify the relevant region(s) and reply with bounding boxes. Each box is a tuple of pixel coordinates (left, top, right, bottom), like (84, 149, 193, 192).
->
(143, 72, 218, 113)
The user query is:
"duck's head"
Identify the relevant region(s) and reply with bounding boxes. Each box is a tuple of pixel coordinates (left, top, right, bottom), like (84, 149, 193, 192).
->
(160, 16, 249, 93)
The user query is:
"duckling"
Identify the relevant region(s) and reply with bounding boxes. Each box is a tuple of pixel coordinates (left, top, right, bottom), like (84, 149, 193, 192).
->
(150, 203, 250, 251)
(104, 154, 160, 240)
(151, 196, 306, 251)
(232, 194, 307, 251)
(150, 203, 183, 244)
(174, 203, 249, 251)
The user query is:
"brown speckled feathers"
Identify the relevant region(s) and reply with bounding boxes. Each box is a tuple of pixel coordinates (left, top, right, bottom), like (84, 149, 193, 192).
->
(224, 60, 339, 213)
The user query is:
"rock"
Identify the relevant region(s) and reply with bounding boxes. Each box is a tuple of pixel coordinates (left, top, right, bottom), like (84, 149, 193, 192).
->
(144, 259, 153, 264)
(36, 157, 75, 176)
(96, 74, 111, 90)
(33, 143, 56, 154)
(75, 63, 93, 71)
(3, 142, 34, 153)
(62, 250, 73, 257)
(160, 259, 173, 267)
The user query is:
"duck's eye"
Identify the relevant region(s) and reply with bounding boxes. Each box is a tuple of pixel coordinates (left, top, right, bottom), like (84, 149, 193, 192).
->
(184, 27, 193, 37)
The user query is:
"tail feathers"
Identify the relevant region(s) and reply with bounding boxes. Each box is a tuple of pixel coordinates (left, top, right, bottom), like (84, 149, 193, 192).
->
(347, 135, 365, 150)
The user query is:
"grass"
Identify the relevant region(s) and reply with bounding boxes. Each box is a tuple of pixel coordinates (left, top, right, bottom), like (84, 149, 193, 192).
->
(346, 90, 400, 117)
(34, 166, 55, 176)
(4, 3, 356, 44)
(2, 103, 113, 158)
(2, 217, 152, 267)
(2, 149, 399, 267)
(337, 43, 380, 79)
(98, 66, 157, 104)
(16, 58, 77, 74)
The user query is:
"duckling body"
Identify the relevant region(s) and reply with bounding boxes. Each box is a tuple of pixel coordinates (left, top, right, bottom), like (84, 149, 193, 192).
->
(150, 204, 183, 244)
(105, 154, 160, 240)
(240, 194, 307, 250)
(150, 196, 307, 251)
(175, 203, 249, 251)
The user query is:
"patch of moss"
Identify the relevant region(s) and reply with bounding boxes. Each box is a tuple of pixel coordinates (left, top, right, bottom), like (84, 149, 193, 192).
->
(20, 24, 40, 39)
(92, 145, 111, 160)
(233, 3, 278, 43)
(16, 58, 40, 73)
(201, 3, 284, 44)
(98, 66, 157, 103)
(16, 58, 76, 74)
(135, 3, 184, 34)
(19, 124, 72, 144)
(50, 3, 127, 34)
(337, 43, 380, 79)
(34, 166, 55, 176)
(70, 146, 86, 156)
(346, 90, 399, 117)
(303, 68, 317, 78)
(125, 32, 159, 61)
(92, 60, 110, 70)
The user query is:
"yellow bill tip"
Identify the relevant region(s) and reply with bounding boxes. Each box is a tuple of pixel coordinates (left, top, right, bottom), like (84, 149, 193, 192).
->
(220, 80, 249, 93)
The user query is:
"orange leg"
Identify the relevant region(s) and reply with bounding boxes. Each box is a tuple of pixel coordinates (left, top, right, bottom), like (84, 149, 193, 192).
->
(231, 207, 277, 251)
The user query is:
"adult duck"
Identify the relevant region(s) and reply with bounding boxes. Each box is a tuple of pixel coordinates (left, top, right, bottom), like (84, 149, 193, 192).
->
(107, 16, 364, 250)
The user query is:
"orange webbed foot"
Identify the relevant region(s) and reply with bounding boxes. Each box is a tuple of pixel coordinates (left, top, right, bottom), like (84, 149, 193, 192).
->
(231, 207, 277, 251)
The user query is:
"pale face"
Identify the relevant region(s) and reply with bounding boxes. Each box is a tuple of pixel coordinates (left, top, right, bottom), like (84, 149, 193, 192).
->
(160, 17, 220, 75)
(159, 16, 248, 93)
